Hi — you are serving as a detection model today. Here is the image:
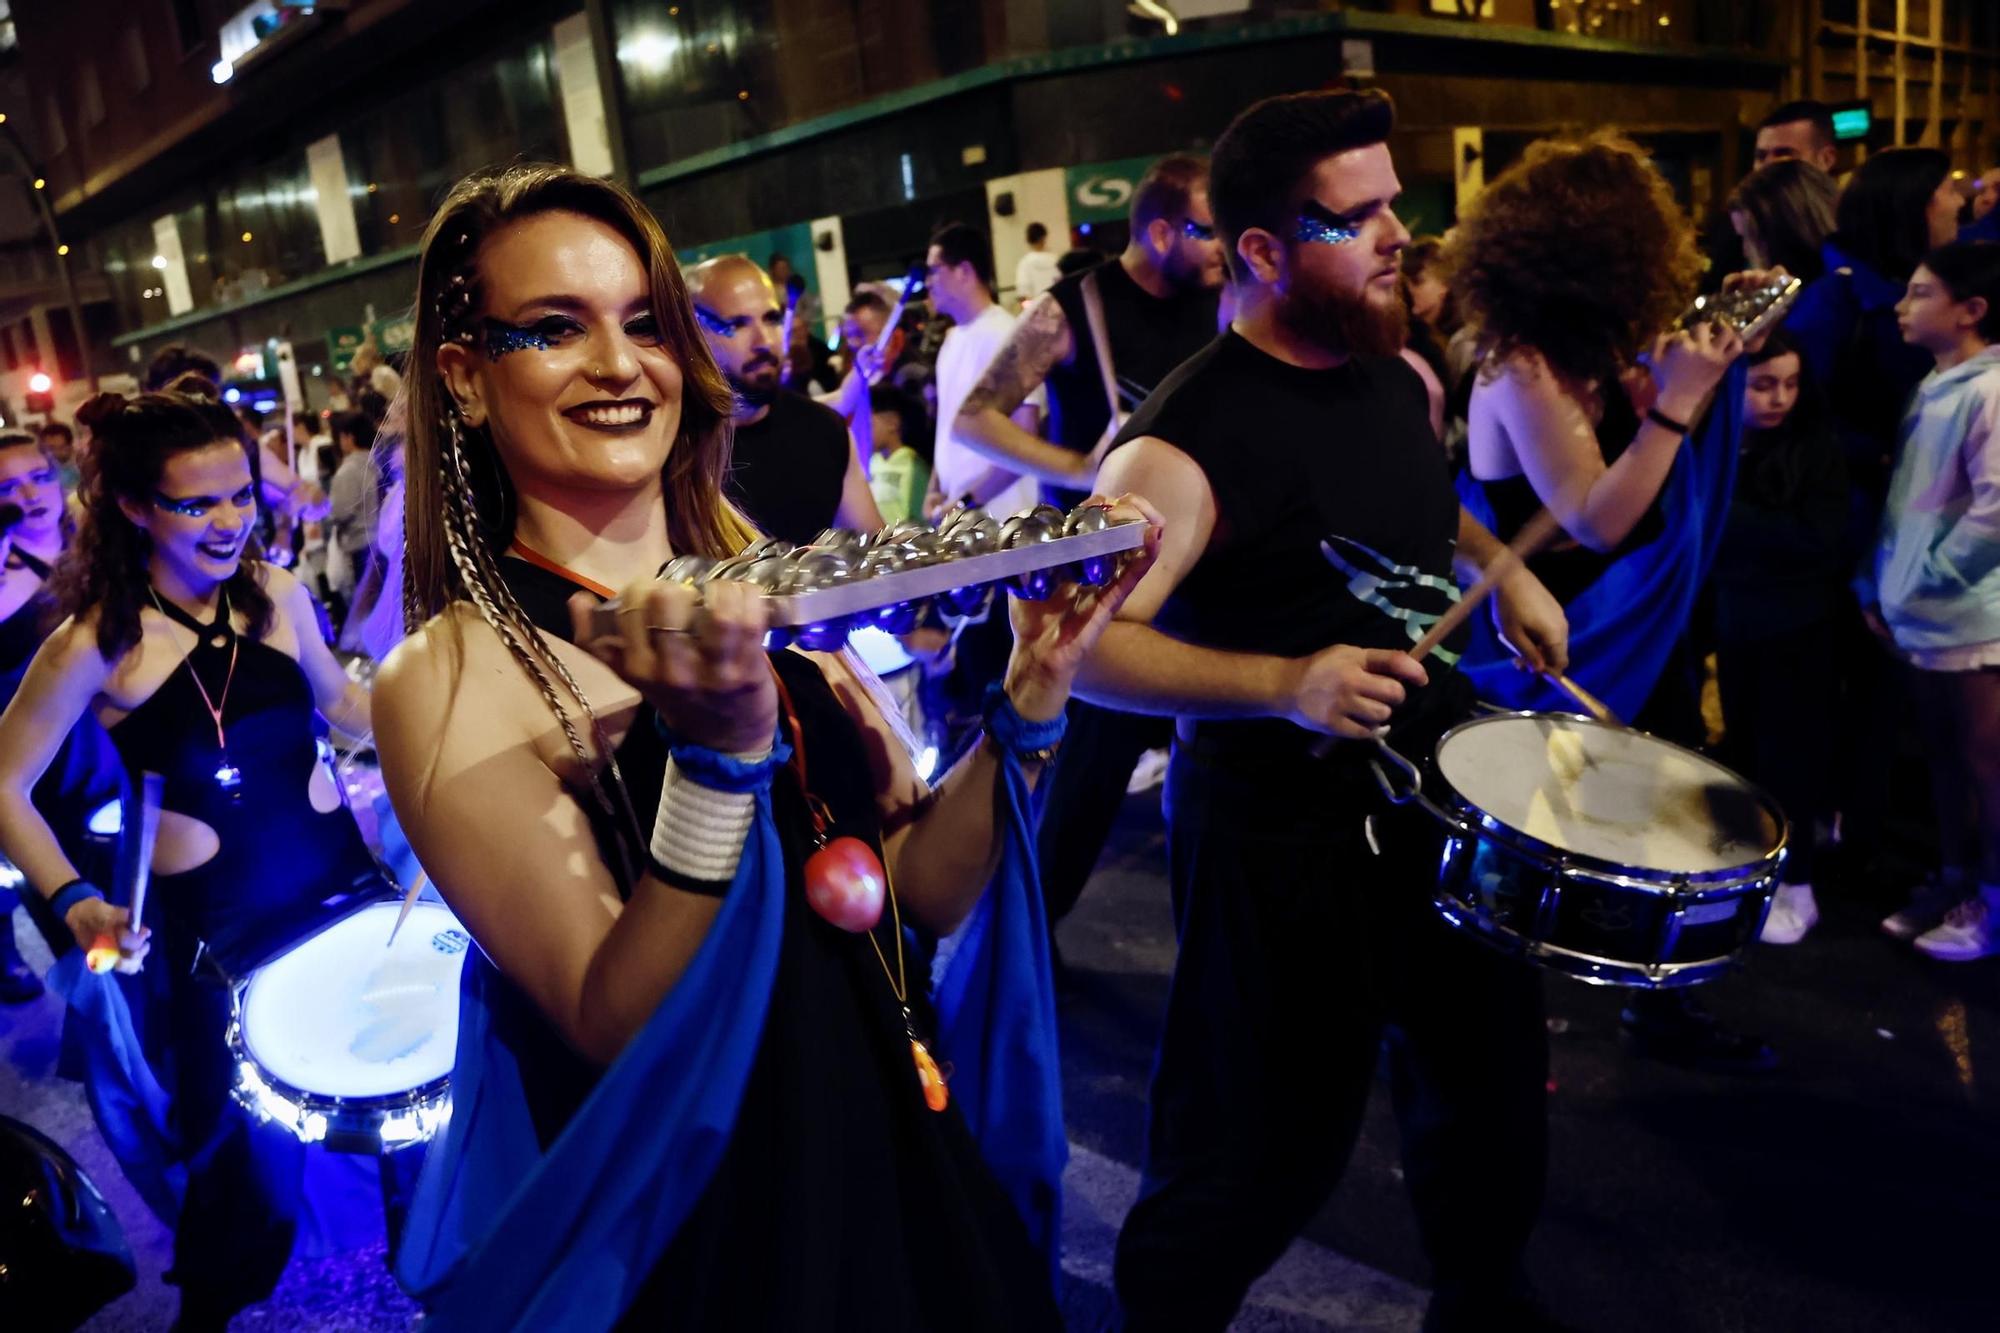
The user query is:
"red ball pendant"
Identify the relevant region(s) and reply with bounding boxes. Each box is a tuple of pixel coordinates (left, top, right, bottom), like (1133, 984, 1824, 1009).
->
(805, 836, 887, 932)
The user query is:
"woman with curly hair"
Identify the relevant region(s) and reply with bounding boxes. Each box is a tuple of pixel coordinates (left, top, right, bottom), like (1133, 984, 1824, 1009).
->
(1446, 133, 1746, 702)
(1447, 134, 1776, 1072)
(375, 163, 1150, 1328)
(0, 376, 381, 1329)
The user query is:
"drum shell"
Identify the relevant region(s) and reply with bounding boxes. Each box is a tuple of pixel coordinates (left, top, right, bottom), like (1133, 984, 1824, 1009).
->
(1422, 713, 1786, 988)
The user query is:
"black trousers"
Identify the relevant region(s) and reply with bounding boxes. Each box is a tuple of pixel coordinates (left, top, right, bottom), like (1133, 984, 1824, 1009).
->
(1033, 700, 1172, 927)
(1114, 744, 1547, 1332)
(157, 932, 305, 1319)
(1715, 619, 1840, 883)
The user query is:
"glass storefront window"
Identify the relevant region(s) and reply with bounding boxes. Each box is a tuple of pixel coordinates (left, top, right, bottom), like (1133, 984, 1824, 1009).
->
(342, 29, 567, 255)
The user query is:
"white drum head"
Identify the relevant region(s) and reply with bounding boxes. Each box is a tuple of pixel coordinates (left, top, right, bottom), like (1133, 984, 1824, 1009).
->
(241, 901, 467, 1099)
(1436, 714, 1782, 874)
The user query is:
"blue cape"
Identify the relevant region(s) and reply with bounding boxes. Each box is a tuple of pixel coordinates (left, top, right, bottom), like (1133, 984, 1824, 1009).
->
(45, 952, 186, 1225)
(394, 750, 1064, 1329)
(1455, 361, 1746, 719)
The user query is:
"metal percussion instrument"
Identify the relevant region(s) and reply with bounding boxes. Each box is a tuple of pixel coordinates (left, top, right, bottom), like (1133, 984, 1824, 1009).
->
(587, 502, 1146, 651)
(227, 899, 468, 1152)
(1373, 712, 1787, 988)
(1676, 274, 1804, 346)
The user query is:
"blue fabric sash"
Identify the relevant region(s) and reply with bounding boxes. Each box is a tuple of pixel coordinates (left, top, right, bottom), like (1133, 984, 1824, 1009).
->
(45, 952, 186, 1225)
(1455, 362, 1746, 719)
(394, 752, 1063, 1330)
(930, 749, 1067, 1279)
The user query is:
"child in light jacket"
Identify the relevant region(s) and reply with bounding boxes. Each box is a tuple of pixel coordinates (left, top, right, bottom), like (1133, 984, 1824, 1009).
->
(1869, 240, 2000, 959)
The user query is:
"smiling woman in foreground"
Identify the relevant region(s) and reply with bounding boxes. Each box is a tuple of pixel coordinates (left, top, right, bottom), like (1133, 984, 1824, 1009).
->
(374, 163, 1157, 1330)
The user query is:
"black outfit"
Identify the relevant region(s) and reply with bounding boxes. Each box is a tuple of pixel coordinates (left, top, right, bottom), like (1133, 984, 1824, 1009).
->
(1477, 378, 1663, 606)
(1709, 418, 1850, 883)
(1042, 259, 1222, 509)
(1034, 262, 1219, 934)
(105, 593, 386, 1322)
(1110, 334, 1547, 1332)
(488, 556, 1062, 1331)
(724, 389, 851, 546)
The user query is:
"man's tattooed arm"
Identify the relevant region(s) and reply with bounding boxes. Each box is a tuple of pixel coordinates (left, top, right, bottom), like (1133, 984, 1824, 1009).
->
(959, 294, 1073, 419)
(954, 295, 1095, 486)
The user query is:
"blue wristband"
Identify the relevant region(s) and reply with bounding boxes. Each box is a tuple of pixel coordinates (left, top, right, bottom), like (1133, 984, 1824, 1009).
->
(655, 716, 793, 794)
(983, 683, 1068, 760)
(47, 878, 105, 922)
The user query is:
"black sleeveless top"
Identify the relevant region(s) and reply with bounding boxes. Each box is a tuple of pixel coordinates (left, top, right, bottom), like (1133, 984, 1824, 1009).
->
(106, 591, 383, 972)
(1478, 374, 1667, 607)
(490, 556, 1061, 1331)
(0, 547, 56, 677)
(1044, 258, 1220, 506)
(1129, 332, 1472, 766)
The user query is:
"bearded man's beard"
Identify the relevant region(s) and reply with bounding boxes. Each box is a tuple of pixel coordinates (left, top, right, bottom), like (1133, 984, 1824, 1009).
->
(727, 353, 783, 409)
(1276, 275, 1407, 360)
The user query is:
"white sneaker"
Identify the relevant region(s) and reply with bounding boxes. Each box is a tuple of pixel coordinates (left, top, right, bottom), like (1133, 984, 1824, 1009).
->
(1881, 877, 1962, 940)
(1760, 883, 1819, 945)
(1912, 888, 2000, 962)
(1126, 747, 1170, 795)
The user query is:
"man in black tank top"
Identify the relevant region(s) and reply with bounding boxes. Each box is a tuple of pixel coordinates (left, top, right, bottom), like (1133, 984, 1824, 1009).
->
(1080, 92, 1571, 1332)
(953, 156, 1226, 947)
(688, 256, 883, 544)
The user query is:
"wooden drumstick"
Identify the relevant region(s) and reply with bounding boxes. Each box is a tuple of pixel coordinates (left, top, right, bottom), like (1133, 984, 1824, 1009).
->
(386, 868, 432, 948)
(1540, 669, 1623, 728)
(1409, 507, 1563, 664)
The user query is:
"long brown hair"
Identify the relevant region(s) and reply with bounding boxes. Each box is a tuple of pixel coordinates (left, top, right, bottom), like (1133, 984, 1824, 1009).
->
(58, 376, 274, 660)
(399, 164, 756, 856)
(1727, 159, 1838, 281)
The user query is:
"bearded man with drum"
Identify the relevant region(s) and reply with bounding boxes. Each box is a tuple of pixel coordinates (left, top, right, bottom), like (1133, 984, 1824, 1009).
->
(1082, 90, 1570, 1332)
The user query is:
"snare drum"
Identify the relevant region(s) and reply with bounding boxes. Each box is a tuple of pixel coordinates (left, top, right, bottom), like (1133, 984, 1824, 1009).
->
(227, 900, 467, 1152)
(1378, 712, 1787, 988)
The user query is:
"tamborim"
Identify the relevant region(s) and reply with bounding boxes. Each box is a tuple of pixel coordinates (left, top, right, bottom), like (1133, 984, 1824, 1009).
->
(227, 900, 467, 1151)
(1376, 712, 1787, 988)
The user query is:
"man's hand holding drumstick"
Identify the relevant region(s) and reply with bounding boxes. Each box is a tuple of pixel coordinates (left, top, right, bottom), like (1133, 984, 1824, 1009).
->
(1300, 507, 1567, 745)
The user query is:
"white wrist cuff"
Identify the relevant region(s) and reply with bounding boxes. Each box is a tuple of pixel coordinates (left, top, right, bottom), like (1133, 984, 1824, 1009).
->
(649, 750, 768, 883)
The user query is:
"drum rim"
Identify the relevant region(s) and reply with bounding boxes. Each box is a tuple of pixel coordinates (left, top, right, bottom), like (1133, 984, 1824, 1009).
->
(1430, 709, 1790, 889)
(1432, 886, 1747, 988)
(227, 899, 463, 1127)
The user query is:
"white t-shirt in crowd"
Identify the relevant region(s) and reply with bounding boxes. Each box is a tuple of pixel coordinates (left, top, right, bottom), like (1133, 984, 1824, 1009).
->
(1014, 249, 1061, 302)
(933, 301, 1042, 518)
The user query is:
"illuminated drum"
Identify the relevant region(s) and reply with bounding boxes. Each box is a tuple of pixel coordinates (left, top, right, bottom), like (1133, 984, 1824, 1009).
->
(228, 900, 467, 1152)
(1376, 712, 1788, 988)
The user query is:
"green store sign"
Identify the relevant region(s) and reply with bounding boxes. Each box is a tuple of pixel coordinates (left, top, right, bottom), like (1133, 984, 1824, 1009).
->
(1065, 155, 1158, 225)
(326, 314, 416, 375)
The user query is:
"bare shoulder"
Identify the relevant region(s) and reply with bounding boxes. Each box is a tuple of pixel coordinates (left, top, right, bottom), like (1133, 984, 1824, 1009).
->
(39, 613, 114, 677)
(376, 603, 632, 782)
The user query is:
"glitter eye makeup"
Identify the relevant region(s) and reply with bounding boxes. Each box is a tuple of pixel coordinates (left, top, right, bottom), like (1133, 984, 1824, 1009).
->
(1293, 200, 1361, 246)
(480, 318, 561, 359)
(693, 306, 748, 338)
